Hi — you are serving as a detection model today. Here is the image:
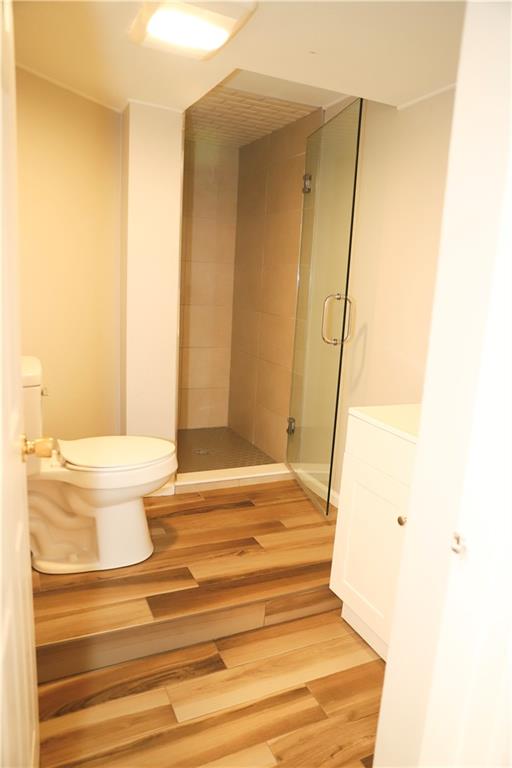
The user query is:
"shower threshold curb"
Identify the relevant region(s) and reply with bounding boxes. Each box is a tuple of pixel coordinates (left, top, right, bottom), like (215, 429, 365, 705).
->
(172, 463, 293, 494)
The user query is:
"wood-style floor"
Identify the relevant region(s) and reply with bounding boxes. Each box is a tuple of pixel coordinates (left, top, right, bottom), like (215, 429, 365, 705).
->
(33, 480, 341, 682)
(33, 480, 385, 767)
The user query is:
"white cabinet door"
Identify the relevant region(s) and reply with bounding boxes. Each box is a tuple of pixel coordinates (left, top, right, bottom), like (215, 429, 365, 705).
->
(330, 453, 409, 644)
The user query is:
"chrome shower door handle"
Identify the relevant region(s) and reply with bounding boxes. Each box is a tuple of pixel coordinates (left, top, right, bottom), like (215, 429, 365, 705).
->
(321, 293, 342, 345)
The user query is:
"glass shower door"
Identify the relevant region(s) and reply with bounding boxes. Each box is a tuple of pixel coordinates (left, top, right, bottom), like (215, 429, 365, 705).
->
(287, 100, 362, 512)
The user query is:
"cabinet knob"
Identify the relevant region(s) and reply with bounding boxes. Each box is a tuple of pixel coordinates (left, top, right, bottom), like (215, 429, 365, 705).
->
(397, 515, 407, 526)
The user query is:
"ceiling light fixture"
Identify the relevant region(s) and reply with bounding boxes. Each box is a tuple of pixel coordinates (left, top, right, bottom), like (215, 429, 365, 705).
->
(130, 2, 257, 60)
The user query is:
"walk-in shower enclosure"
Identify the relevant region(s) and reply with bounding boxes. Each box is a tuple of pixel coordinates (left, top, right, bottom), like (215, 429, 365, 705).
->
(287, 100, 362, 511)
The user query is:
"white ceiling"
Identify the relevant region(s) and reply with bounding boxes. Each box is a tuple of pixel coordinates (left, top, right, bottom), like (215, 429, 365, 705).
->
(13, 1, 464, 114)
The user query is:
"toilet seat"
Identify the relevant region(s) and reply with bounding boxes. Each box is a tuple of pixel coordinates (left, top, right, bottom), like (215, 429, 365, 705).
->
(58, 436, 175, 472)
(33, 435, 178, 491)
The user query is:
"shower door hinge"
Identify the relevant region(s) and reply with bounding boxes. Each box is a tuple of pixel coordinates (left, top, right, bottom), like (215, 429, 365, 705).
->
(287, 416, 296, 436)
(302, 173, 312, 194)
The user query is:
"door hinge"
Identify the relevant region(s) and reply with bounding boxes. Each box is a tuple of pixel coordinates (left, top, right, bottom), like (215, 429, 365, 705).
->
(302, 173, 312, 194)
(287, 417, 296, 436)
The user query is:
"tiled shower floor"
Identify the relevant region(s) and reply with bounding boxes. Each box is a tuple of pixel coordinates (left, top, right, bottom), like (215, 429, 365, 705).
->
(177, 427, 274, 473)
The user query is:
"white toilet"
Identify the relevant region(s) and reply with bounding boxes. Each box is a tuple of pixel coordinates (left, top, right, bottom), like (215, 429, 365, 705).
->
(22, 357, 177, 574)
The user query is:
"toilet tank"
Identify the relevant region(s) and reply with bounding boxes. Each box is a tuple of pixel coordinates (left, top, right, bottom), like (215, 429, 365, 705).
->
(21, 356, 43, 440)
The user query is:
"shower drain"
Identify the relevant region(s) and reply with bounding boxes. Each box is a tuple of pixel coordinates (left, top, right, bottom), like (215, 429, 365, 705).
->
(192, 448, 214, 455)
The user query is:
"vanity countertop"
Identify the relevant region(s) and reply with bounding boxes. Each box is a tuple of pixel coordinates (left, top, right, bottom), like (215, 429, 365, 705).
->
(348, 404, 421, 442)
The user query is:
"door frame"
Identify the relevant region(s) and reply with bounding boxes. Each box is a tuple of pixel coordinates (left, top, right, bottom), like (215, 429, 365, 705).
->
(1, 1, 39, 765)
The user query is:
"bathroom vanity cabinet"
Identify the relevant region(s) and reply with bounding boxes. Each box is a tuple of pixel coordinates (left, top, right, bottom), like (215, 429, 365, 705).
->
(330, 404, 420, 659)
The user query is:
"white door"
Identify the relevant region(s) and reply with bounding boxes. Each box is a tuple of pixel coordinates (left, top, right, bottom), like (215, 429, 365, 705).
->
(375, 3, 512, 766)
(0, 1, 39, 765)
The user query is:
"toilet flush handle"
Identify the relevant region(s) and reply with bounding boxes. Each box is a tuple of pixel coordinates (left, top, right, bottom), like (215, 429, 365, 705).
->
(21, 435, 56, 462)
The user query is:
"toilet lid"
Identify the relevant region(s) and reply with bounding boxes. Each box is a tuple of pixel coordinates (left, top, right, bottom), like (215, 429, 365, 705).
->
(58, 436, 175, 471)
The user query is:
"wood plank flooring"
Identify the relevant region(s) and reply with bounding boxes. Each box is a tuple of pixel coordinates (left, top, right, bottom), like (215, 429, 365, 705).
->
(33, 481, 383, 767)
(38, 612, 384, 768)
(33, 481, 342, 682)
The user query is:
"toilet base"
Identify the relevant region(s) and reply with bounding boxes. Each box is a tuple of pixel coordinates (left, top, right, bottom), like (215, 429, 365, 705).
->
(32, 546, 154, 575)
(30, 496, 154, 575)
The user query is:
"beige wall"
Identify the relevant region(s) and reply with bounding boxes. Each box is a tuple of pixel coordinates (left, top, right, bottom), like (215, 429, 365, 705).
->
(229, 111, 322, 460)
(122, 101, 184, 441)
(332, 90, 455, 491)
(179, 141, 238, 429)
(17, 69, 121, 439)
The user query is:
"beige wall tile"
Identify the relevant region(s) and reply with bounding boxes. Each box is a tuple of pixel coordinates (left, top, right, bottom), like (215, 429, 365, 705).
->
(231, 113, 313, 457)
(228, 403, 254, 444)
(259, 313, 295, 370)
(182, 262, 234, 307)
(181, 347, 231, 390)
(180, 306, 232, 350)
(182, 217, 236, 264)
(235, 214, 266, 268)
(229, 351, 258, 407)
(179, 388, 229, 428)
(254, 406, 288, 462)
(180, 140, 238, 428)
(260, 262, 298, 318)
(183, 145, 239, 225)
(233, 261, 263, 313)
(228, 399, 255, 444)
(263, 210, 302, 269)
(266, 110, 323, 165)
(239, 135, 270, 177)
(231, 307, 260, 354)
(237, 167, 267, 219)
(256, 359, 292, 417)
(185, 184, 237, 225)
(228, 352, 257, 441)
(266, 154, 305, 214)
(185, 141, 239, 187)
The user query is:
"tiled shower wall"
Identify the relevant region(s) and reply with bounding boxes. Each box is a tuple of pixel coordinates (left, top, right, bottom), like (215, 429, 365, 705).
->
(228, 110, 323, 461)
(179, 141, 239, 428)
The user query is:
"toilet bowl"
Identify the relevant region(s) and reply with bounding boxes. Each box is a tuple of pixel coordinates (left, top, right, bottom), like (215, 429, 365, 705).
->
(22, 357, 177, 574)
